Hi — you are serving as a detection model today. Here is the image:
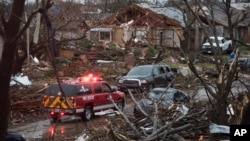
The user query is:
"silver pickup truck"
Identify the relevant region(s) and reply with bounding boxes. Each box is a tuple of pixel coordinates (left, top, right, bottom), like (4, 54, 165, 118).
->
(202, 36, 232, 54)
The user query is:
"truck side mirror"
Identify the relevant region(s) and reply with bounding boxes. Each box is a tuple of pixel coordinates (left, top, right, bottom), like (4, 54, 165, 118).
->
(112, 88, 117, 92)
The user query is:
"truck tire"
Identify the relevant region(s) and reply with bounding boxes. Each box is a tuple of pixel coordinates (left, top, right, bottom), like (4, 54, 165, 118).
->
(146, 83, 154, 92)
(227, 45, 233, 53)
(82, 106, 93, 121)
(115, 99, 125, 111)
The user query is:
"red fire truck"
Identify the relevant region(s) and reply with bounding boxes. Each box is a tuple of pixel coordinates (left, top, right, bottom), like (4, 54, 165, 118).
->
(42, 74, 125, 121)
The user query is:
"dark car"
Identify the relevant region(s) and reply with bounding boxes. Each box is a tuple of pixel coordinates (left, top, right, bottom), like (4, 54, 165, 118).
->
(117, 64, 174, 93)
(133, 87, 190, 118)
(225, 57, 250, 72)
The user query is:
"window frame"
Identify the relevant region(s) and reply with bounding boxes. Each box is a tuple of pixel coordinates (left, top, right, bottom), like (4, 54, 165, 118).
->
(99, 31, 112, 42)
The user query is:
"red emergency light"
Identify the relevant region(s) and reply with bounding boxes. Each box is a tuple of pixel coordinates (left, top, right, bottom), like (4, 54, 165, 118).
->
(79, 73, 102, 82)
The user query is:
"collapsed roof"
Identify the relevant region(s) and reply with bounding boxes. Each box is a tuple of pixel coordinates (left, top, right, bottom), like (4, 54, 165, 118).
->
(91, 3, 184, 28)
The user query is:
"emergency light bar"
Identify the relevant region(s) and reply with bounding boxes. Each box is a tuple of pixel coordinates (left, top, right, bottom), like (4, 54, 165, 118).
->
(79, 73, 102, 82)
(61, 73, 103, 84)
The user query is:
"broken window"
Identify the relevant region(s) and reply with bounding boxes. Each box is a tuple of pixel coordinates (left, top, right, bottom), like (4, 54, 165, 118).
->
(99, 31, 111, 42)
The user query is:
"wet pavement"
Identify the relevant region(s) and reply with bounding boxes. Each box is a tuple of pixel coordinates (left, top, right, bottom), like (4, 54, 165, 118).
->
(8, 100, 135, 141)
(9, 113, 119, 140)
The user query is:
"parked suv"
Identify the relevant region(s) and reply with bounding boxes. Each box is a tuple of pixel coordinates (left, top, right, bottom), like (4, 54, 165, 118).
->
(118, 64, 174, 93)
(42, 74, 125, 121)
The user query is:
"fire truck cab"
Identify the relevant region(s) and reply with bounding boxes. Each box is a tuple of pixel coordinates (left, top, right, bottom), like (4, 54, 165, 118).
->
(42, 74, 125, 121)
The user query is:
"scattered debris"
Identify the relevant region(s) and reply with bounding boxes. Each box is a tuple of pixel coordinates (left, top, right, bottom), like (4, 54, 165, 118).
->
(209, 123, 230, 134)
(10, 73, 32, 86)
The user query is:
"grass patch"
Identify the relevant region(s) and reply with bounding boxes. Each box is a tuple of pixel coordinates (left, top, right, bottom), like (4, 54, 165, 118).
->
(238, 45, 250, 56)
(196, 62, 215, 69)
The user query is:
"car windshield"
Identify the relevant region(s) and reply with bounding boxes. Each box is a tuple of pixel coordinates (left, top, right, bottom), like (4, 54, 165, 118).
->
(148, 88, 176, 101)
(127, 66, 152, 76)
(207, 38, 221, 44)
(46, 83, 82, 96)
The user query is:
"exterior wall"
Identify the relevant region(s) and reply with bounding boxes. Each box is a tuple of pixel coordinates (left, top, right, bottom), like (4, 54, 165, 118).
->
(163, 29, 181, 48)
(237, 26, 248, 41)
(205, 26, 224, 37)
(197, 28, 205, 49)
(89, 31, 99, 42)
(89, 26, 182, 49)
(241, 26, 250, 44)
(113, 27, 125, 47)
(148, 27, 181, 48)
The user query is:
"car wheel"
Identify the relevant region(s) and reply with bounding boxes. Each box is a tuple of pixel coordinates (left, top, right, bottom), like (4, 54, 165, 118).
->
(227, 45, 233, 53)
(82, 106, 93, 121)
(147, 84, 154, 92)
(167, 76, 173, 85)
(116, 99, 125, 111)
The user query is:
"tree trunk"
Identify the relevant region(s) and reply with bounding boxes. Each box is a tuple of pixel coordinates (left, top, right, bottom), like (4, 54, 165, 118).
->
(12, 53, 26, 75)
(241, 102, 250, 124)
(212, 100, 229, 125)
(0, 0, 25, 140)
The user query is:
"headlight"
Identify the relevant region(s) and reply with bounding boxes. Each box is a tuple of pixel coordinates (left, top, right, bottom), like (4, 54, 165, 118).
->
(140, 80, 147, 84)
(118, 79, 123, 83)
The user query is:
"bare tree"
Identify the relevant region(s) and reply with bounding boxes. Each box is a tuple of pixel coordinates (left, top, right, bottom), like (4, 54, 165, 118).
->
(10, 0, 89, 74)
(0, 0, 88, 139)
(221, 0, 248, 48)
(0, 0, 26, 139)
(168, 0, 250, 124)
(102, 1, 250, 139)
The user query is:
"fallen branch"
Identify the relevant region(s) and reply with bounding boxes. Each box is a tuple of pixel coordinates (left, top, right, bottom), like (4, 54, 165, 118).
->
(108, 96, 142, 137)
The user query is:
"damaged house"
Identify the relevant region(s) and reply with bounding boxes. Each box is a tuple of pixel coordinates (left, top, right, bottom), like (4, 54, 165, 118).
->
(197, 3, 250, 47)
(88, 3, 185, 52)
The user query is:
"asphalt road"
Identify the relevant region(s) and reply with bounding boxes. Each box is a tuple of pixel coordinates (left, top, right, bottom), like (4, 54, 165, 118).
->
(8, 99, 135, 141)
